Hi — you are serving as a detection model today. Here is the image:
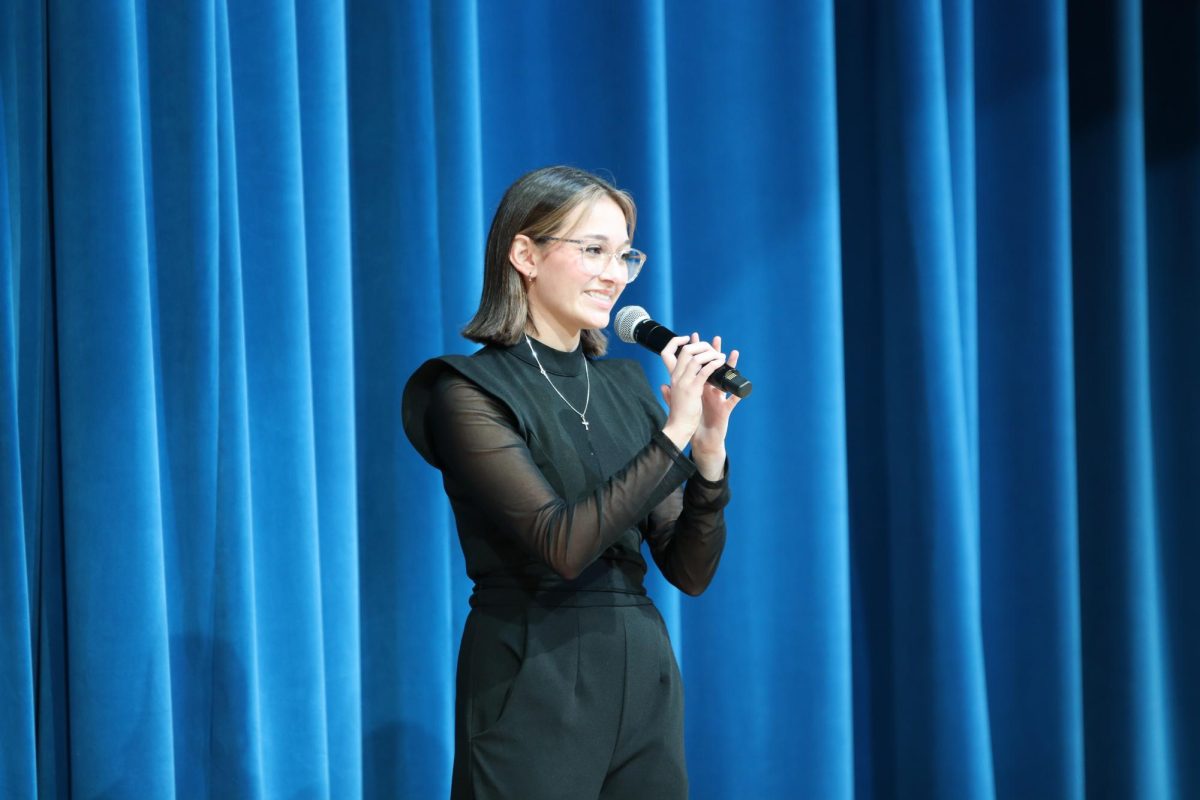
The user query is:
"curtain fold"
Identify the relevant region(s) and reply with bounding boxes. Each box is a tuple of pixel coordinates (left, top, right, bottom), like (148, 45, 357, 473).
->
(975, 1, 1085, 798)
(1068, 0, 1173, 796)
(838, 0, 994, 793)
(47, 1, 178, 795)
(1143, 6, 1200, 800)
(294, 0, 363, 792)
(664, 3, 853, 796)
(347, 2, 457, 796)
(1, 78, 38, 800)
(2, 0, 1197, 798)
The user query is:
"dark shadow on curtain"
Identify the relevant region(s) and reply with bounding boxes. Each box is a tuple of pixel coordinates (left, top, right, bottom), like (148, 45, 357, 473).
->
(1143, 5, 1200, 799)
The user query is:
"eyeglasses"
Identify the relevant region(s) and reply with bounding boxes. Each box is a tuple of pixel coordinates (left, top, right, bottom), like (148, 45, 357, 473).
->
(536, 236, 646, 283)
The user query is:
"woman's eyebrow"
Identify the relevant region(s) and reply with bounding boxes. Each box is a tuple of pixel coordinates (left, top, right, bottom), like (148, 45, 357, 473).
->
(576, 233, 632, 245)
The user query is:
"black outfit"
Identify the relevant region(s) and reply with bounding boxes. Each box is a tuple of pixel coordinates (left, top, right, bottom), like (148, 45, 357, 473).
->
(403, 336, 731, 800)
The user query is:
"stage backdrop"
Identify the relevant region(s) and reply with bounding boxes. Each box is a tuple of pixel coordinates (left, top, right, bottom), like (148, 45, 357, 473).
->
(3, 1, 1197, 798)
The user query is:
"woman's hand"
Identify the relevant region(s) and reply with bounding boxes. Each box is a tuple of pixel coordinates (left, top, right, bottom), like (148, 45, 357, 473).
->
(658, 333, 741, 480)
(691, 335, 741, 473)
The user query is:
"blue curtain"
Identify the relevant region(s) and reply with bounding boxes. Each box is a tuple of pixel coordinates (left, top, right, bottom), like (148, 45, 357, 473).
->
(2, 1, 1196, 798)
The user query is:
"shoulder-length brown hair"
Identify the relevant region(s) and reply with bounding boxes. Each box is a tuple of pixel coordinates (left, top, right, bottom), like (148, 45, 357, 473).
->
(462, 165, 637, 357)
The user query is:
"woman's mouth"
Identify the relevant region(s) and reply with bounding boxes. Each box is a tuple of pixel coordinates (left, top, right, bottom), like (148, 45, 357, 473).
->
(584, 290, 614, 308)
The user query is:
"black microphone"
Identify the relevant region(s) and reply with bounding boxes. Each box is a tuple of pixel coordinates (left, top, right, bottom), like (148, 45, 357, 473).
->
(613, 306, 752, 398)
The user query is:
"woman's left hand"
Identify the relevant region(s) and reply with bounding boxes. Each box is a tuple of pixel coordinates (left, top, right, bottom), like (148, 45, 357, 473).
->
(691, 335, 734, 470)
(661, 334, 741, 480)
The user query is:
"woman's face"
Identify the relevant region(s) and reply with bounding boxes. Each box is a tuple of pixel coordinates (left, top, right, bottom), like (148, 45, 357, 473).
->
(524, 196, 630, 347)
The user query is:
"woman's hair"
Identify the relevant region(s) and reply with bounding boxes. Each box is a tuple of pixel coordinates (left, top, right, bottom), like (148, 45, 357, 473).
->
(462, 165, 637, 357)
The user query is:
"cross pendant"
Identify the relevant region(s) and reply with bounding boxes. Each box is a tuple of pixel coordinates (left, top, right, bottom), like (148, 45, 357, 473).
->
(582, 419, 590, 431)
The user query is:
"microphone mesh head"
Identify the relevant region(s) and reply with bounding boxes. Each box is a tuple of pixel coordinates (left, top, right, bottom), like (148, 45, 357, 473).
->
(614, 306, 650, 343)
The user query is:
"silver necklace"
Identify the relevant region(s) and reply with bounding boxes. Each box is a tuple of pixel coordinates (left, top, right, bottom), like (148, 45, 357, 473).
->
(525, 334, 591, 430)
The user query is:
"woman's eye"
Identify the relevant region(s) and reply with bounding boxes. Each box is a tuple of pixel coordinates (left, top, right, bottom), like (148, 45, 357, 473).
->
(619, 251, 637, 264)
(582, 245, 607, 258)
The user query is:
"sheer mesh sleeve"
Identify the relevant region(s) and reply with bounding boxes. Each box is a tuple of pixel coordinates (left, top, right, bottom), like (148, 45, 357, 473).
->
(427, 373, 697, 580)
(642, 462, 731, 596)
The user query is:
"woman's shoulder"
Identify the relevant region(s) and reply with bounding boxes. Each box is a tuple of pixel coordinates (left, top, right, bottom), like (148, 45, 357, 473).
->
(405, 345, 503, 387)
(403, 348, 515, 467)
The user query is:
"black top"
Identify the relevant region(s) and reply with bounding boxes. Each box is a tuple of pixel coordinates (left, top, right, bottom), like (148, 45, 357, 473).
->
(403, 336, 730, 606)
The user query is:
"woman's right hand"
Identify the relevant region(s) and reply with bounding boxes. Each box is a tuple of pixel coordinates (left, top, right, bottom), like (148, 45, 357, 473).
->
(659, 333, 726, 451)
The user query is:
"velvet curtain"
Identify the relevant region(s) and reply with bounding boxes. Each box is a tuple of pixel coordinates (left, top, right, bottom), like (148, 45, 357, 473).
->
(2, 1, 1196, 798)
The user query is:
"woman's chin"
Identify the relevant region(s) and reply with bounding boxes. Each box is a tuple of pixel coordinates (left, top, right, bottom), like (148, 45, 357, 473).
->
(587, 312, 612, 330)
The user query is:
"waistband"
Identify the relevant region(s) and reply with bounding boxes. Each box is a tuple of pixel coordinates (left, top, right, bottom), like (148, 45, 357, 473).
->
(469, 563, 652, 608)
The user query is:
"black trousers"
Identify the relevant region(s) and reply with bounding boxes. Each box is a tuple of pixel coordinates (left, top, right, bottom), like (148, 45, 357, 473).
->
(451, 600, 687, 799)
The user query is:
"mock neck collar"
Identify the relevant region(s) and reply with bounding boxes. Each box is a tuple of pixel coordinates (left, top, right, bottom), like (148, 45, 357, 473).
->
(505, 334, 588, 377)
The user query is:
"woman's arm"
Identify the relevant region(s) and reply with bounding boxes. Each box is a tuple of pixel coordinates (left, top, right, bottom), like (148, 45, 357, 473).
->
(647, 333, 741, 593)
(642, 463, 731, 596)
(428, 373, 696, 580)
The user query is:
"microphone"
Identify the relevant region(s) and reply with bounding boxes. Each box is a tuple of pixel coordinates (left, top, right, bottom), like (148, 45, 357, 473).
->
(613, 306, 752, 398)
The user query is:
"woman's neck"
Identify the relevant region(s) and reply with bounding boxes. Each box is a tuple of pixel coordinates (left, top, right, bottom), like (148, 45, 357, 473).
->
(526, 317, 581, 352)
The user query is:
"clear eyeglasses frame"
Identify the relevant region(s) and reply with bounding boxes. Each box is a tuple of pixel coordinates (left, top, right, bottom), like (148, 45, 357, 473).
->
(536, 236, 647, 283)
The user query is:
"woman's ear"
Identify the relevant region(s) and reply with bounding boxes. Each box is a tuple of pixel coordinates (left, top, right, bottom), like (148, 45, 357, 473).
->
(509, 234, 538, 281)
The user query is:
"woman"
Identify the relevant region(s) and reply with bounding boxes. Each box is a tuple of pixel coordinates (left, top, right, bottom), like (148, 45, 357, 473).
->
(403, 165, 741, 799)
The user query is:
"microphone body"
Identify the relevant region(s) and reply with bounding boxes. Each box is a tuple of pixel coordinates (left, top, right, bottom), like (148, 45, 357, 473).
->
(614, 307, 752, 398)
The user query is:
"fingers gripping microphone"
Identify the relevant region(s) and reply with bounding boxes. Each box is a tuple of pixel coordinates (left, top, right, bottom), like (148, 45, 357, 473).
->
(614, 306, 752, 398)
